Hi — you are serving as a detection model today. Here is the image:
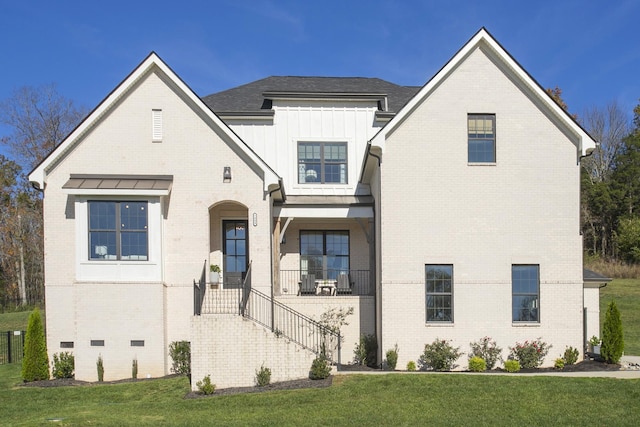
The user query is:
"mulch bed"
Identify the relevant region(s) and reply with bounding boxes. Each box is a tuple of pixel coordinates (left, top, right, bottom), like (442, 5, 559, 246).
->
(340, 359, 621, 374)
(185, 376, 333, 399)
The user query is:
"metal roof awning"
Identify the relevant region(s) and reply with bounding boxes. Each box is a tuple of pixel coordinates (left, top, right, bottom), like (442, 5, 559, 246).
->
(62, 174, 173, 196)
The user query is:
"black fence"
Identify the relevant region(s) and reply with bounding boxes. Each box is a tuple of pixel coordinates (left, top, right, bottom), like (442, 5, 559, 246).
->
(0, 331, 25, 364)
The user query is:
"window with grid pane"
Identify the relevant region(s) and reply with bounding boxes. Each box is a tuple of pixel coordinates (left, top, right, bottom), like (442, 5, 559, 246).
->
(425, 265, 453, 322)
(468, 114, 495, 163)
(512, 265, 539, 322)
(88, 201, 148, 261)
(298, 142, 347, 184)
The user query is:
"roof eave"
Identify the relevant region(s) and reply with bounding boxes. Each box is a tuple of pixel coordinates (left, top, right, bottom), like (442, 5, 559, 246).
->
(28, 52, 282, 193)
(367, 28, 597, 156)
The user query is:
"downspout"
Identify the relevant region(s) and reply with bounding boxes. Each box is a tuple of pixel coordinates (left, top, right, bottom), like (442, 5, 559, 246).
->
(359, 142, 382, 183)
(361, 141, 383, 367)
(579, 145, 597, 351)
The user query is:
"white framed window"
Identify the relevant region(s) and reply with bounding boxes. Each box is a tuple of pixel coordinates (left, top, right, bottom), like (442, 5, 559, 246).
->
(298, 142, 347, 184)
(74, 196, 163, 282)
(88, 201, 148, 261)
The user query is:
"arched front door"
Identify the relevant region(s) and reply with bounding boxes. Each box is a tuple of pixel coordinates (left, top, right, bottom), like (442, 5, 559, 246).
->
(223, 220, 248, 288)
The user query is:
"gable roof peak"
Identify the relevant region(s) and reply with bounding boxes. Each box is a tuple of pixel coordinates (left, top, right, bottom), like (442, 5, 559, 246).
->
(29, 51, 281, 191)
(369, 27, 596, 157)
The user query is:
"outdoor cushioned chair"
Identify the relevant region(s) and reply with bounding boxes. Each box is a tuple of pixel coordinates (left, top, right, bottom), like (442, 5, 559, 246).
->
(298, 274, 316, 295)
(336, 273, 352, 295)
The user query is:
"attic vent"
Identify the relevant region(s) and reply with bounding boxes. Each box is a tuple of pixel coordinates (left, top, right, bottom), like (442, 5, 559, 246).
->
(152, 109, 162, 142)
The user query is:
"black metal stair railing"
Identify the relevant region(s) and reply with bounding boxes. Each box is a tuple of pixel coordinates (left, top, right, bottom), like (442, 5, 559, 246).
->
(242, 287, 341, 363)
(194, 260, 340, 362)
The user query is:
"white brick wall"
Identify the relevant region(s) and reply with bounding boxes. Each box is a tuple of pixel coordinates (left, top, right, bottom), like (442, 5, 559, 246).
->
(43, 69, 272, 381)
(376, 46, 584, 369)
(191, 315, 319, 389)
(584, 287, 600, 343)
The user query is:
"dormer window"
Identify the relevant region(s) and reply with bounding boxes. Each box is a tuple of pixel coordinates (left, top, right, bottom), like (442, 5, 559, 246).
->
(298, 142, 347, 184)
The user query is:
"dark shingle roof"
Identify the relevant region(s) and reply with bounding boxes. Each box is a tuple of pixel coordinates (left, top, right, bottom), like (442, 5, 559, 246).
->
(583, 268, 612, 283)
(202, 76, 420, 114)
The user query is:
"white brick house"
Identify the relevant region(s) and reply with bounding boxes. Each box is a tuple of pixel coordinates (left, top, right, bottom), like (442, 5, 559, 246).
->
(29, 28, 606, 387)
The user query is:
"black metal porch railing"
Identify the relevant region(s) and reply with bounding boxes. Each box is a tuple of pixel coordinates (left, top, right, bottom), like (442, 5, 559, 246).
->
(194, 261, 340, 363)
(279, 269, 372, 296)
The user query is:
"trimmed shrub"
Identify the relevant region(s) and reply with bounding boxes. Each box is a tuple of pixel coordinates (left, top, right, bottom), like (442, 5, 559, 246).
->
(255, 363, 271, 387)
(504, 360, 520, 373)
(21, 308, 49, 382)
(196, 375, 216, 395)
(469, 336, 502, 370)
(406, 360, 417, 371)
(97, 355, 104, 382)
(554, 358, 565, 369)
(418, 338, 463, 371)
(169, 341, 191, 376)
(602, 300, 624, 364)
(563, 346, 579, 365)
(354, 334, 378, 368)
(508, 338, 551, 369)
(468, 356, 486, 372)
(310, 356, 331, 380)
(385, 344, 399, 370)
(52, 352, 75, 379)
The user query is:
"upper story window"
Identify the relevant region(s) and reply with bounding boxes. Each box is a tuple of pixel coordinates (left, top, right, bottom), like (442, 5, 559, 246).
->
(425, 264, 453, 323)
(512, 265, 539, 322)
(298, 142, 347, 184)
(468, 114, 495, 163)
(88, 201, 148, 261)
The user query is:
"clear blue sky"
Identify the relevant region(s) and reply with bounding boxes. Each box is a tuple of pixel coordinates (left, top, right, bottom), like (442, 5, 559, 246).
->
(1, 0, 639, 129)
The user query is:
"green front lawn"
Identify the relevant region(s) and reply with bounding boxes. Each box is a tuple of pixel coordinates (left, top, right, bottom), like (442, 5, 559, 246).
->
(1, 363, 640, 426)
(0, 310, 36, 332)
(600, 279, 640, 355)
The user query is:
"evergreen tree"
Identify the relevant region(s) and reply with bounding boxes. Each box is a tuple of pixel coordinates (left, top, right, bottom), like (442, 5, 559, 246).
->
(21, 308, 49, 381)
(601, 301, 624, 364)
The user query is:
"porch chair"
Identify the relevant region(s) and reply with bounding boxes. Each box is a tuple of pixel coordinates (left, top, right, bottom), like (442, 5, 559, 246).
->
(298, 274, 316, 295)
(336, 273, 352, 295)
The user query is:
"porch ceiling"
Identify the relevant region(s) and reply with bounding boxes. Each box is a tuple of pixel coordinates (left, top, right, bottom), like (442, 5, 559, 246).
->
(274, 195, 373, 218)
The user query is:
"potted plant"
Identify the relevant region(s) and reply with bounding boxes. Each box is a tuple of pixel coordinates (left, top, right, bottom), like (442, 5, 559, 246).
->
(589, 336, 601, 354)
(209, 264, 221, 285)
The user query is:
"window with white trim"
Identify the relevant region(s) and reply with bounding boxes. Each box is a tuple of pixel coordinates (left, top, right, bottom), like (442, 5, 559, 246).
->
(88, 201, 148, 261)
(298, 142, 347, 184)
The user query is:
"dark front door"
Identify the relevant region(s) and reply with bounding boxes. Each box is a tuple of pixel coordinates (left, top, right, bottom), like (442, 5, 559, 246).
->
(223, 220, 248, 288)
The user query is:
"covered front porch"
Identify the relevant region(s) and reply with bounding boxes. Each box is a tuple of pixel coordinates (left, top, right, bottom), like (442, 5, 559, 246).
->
(272, 195, 375, 298)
